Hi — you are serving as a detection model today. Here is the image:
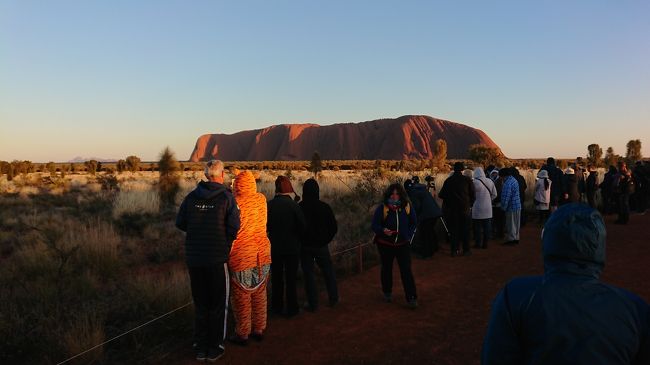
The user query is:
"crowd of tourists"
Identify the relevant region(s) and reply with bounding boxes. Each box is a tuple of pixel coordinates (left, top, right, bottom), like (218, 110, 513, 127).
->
(175, 158, 649, 363)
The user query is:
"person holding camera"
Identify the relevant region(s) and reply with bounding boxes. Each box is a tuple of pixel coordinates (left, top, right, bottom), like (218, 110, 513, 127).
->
(371, 183, 418, 308)
(438, 162, 476, 256)
(406, 176, 442, 258)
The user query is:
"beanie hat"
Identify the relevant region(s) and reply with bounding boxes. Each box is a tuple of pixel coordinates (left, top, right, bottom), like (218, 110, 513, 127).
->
(275, 176, 295, 194)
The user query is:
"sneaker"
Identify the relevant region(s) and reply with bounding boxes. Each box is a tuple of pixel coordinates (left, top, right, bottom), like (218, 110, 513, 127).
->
(407, 299, 418, 309)
(383, 293, 392, 303)
(206, 347, 225, 362)
(196, 351, 207, 361)
(228, 334, 248, 346)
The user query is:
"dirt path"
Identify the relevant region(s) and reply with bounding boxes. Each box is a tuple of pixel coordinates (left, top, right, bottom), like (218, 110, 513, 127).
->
(174, 213, 650, 365)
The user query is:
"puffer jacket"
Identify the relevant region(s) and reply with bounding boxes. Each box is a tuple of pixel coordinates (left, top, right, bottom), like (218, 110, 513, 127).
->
(472, 167, 497, 219)
(228, 171, 271, 289)
(482, 204, 650, 365)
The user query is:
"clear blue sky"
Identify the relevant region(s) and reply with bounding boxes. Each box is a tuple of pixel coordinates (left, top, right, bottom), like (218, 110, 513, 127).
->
(1, 0, 648, 162)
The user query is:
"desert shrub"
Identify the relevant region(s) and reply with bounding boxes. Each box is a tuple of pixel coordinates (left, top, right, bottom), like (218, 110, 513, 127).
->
(113, 190, 160, 219)
(158, 147, 181, 208)
(125, 155, 141, 173)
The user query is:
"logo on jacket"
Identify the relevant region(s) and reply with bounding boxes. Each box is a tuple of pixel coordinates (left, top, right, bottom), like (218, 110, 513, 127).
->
(195, 203, 215, 211)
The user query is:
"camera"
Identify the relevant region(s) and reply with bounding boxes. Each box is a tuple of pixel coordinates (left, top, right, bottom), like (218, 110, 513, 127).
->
(424, 175, 436, 191)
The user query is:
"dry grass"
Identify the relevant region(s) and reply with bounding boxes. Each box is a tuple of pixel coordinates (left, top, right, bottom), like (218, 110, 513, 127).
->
(112, 190, 161, 218)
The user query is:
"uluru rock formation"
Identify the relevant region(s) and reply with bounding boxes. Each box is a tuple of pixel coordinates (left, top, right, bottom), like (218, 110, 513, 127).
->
(189, 115, 501, 161)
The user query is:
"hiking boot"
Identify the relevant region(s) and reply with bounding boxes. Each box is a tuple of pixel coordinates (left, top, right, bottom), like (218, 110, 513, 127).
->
(206, 347, 225, 362)
(407, 298, 418, 309)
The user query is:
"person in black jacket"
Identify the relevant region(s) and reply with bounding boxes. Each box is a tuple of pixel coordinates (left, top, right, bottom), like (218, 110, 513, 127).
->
(371, 183, 418, 308)
(299, 178, 339, 311)
(613, 162, 635, 225)
(406, 178, 442, 258)
(438, 162, 476, 257)
(176, 160, 240, 362)
(512, 167, 528, 226)
(561, 167, 580, 204)
(482, 204, 650, 365)
(267, 176, 306, 317)
(585, 165, 599, 209)
(600, 165, 618, 214)
(541, 158, 564, 212)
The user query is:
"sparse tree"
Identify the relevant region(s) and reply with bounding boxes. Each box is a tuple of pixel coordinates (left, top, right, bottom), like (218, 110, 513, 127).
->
(468, 144, 504, 167)
(45, 162, 56, 176)
(626, 139, 642, 164)
(309, 151, 323, 179)
(84, 160, 98, 175)
(430, 139, 447, 170)
(60, 163, 69, 178)
(116, 159, 127, 174)
(587, 144, 603, 167)
(158, 147, 180, 207)
(125, 155, 141, 173)
(604, 147, 619, 167)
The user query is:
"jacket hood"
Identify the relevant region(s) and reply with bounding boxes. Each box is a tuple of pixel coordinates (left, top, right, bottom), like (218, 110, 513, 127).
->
(473, 167, 486, 179)
(302, 178, 320, 201)
(194, 181, 227, 199)
(234, 171, 257, 197)
(537, 169, 549, 179)
(542, 203, 606, 278)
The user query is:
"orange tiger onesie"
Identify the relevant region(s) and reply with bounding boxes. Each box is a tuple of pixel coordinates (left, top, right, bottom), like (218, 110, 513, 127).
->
(229, 171, 272, 339)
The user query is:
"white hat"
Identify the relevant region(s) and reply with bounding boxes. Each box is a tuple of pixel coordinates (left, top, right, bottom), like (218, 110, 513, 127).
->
(564, 167, 575, 175)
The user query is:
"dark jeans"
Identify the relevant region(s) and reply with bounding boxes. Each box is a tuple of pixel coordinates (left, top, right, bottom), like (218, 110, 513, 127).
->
(472, 218, 491, 248)
(188, 264, 229, 351)
(377, 244, 417, 301)
(416, 217, 439, 257)
(537, 209, 550, 224)
(617, 194, 630, 224)
(446, 212, 471, 254)
(271, 253, 300, 316)
(587, 191, 596, 209)
(300, 246, 338, 309)
(492, 207, 505, 238)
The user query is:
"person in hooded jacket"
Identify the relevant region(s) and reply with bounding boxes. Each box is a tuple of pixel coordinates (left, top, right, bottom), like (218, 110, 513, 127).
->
(613, 162, 635, 225)
(438, 162, 476, 256)
(299, 178, 339, 311)
(500, 168, 521, 245)
(176, 160, 241, 361)
(534, 169, 552, 223)
(227, 171, 271, 346)
(562, 167, 580, 204)
(267, 176, 306, 317)
(406, 177, 442, 258)
(482, 203, 650, 365)
(472, 167, 497, 249)
(371, 183, 418, 308)
(489, 169, 505, 239)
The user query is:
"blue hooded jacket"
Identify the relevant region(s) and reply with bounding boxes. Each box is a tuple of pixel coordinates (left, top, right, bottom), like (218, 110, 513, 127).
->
(482, 203, 649, 365)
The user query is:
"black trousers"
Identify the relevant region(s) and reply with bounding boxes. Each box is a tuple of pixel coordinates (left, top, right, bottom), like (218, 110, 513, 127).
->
(300, 246, 339, 309)
(416, 218, 439, 257)
(446, 212, 471, 254)
(188, 264, 229, 351)
(492, 207, 505, 238)
(617, 194, 630, 224)
(377, 244, 417, 301)
(271, 253, 300, 316)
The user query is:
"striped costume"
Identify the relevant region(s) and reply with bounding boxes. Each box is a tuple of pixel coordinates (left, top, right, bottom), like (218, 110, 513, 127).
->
(229, 171, 272, 338)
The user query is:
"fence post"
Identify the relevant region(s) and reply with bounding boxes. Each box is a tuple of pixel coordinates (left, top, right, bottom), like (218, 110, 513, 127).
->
(358, 241, 363, 273)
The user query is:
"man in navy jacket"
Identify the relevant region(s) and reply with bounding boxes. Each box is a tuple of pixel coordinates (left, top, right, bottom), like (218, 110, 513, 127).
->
(482, 203, 649, 365)
(176, 160, 240, 361)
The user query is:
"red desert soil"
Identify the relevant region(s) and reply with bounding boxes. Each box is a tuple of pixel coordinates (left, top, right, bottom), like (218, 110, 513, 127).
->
(174, 213, 650, 365)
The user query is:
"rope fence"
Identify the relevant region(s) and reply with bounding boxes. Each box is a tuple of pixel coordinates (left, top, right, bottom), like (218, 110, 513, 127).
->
(55, 240, 373, 365)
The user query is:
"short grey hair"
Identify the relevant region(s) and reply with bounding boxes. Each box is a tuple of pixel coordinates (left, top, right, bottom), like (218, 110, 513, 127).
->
(204, 160, 224, 178)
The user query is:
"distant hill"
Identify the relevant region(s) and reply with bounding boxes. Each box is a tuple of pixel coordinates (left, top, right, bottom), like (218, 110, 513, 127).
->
(190, 115, 501, 161)
(68, 156, 117, 163)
